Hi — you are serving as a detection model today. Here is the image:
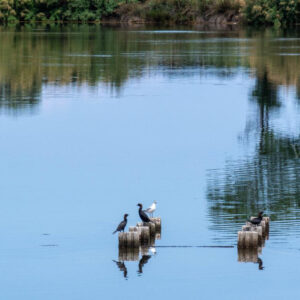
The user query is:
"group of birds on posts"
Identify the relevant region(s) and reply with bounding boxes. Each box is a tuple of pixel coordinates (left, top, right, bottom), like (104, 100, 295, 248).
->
(113, 201, 157, 234)
(238, 210, 269, 270)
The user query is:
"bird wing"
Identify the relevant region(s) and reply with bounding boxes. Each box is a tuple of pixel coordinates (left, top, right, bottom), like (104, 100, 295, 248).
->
(145, 202, 155, 211)
(140, 210, 151, 222)
(116, 220, 126, 231)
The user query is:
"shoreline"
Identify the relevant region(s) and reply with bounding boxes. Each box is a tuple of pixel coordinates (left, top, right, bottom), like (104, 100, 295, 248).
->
(1, 13, 242, 26)
(0, 0, 299, 27)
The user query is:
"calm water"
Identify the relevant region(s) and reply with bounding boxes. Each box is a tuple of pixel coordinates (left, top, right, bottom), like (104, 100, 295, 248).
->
(0, 24, 300, 299)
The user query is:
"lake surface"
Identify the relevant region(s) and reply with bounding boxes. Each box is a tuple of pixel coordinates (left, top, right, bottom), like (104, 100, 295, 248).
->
(0, 24, 300, 299)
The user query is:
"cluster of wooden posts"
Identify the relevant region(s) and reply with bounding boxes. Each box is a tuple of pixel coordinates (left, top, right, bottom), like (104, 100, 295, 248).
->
(237, 216, 270, 262)
(118, 217, 161, 260)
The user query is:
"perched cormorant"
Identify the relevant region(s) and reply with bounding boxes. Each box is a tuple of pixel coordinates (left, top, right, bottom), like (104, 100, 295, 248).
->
(138, 255, 151, 274)
(248, 211, 264, 225)
(112, 260, 128, 278)
(137, 203, 151, 223)
(113, 214, 128, 234)
(145, 201, 157, 217)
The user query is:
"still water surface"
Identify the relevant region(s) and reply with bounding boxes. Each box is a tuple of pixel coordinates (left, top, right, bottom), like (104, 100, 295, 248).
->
(0, 25, 300, 299)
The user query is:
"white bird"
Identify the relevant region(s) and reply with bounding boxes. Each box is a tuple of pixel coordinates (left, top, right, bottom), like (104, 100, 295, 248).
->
(144, 201, 157, 217)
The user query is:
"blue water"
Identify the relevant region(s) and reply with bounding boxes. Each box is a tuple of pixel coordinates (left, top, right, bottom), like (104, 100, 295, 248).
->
(0, 25, 300, 299)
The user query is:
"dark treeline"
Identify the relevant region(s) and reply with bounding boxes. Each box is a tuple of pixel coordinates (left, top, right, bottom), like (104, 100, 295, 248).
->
(0, 0, 300, 26)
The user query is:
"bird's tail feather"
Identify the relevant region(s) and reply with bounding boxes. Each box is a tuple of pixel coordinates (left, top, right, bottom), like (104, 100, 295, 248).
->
(112, 230, 117, 234)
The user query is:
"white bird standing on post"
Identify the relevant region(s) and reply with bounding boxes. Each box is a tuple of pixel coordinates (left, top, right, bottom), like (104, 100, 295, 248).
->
(145, 201, 157, 217)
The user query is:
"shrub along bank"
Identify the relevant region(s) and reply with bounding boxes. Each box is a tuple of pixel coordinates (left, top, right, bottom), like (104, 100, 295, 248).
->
(0, 0, 299, 26)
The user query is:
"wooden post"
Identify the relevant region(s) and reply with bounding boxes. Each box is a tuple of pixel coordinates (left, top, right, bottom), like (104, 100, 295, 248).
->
(118, 247, 139, 261)
(263, 216, 270, 226)
(150, 217, 161, 232)
(250, 217, 269, 236)
(242, 225, 263, 245)
(155, 232, 161, 240)
(237, 231, 259, 248)
(137, 222, 156, 237)
(263, 216, 270, 234)
(118, 232, 140, 248)
(129, 226, 150, 244)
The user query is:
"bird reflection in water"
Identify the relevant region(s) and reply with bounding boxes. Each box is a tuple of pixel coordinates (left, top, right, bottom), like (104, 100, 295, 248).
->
(256, 257, 264, 270)
(114, 247, 156, 279)
(112, 260, 128, 279)
(138, 255, 151, 275)
(149, 246, 156, 255)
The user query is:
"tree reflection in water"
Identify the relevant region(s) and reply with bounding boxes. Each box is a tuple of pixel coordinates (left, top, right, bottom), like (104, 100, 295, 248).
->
(3, 26, 300, 114)
(207, 68, 300, 240)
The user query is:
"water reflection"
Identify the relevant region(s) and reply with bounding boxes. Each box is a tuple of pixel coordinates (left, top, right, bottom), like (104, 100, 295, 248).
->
(207, 45, 300, 244)
(115, 246, 156, 279)
(2, 25, 300, 114)
(237, 249, 265, 270)
(118, 247, 139, 262)
(112, 260, 128, 279)
(257, 257, 264, 270)
(138, 255, 151, 275)
(237, 248, 259, 262)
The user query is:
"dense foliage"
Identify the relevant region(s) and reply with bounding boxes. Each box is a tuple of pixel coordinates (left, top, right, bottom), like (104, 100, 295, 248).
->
(0, 0, 121, 22)
(244, 0, 300, 26)
(0, 0, 299, 25)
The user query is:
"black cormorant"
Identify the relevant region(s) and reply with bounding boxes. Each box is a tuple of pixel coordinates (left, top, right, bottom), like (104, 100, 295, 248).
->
(137, 203, 151, 223)
(248, 211, 264, 225)
(113, 214, 128, 234)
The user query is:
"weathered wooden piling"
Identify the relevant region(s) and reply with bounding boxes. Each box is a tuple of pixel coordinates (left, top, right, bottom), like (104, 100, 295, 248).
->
(250, 216, 270, 236)
(118, 232, 140, 248)
(242, 224, 263, 245)
(150, 217, 161, 232)
(237, 248, 258, 262)
(129, 226, 150, 244)
(155, 232, 161, 240)
(263, 216, 270, 233)
(118, 247, 139, 261)
(237, 231, 259, 248)
(137, 222, 156, 237)
(237, 215, 270, 250)
(263, 216, 270, 226)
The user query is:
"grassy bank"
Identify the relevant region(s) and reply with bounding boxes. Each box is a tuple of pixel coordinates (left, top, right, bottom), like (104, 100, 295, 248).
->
(0, 0, 299, 26)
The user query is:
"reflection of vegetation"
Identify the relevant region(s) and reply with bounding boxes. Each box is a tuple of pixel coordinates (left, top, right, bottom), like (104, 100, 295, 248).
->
(0, 24, 245, 111)
(250, 70, 280, 153)
(207, 132, 300, 220)
(207, 56, 300, 233)
(1, 26, 300, 113)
